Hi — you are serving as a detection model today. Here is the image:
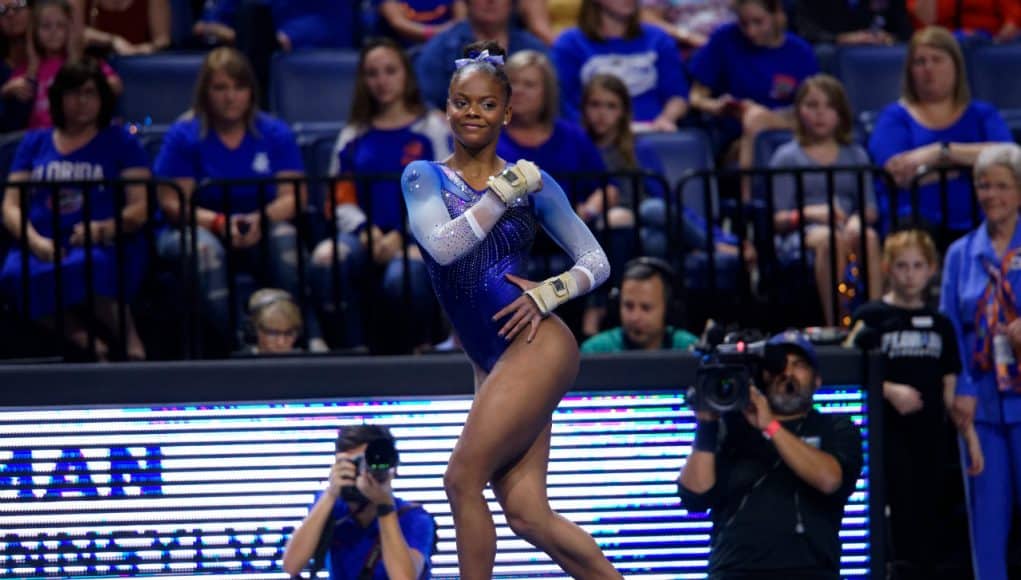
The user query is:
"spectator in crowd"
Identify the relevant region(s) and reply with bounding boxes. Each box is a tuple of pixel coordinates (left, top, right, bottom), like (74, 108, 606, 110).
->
(194, 0, 353, 51)
(497, 50, 617, 336)
(580, 72, 746, 284)
(415, 0, 546, 110)
(518, 0, 581, 45)
(850, 228, 982, 580)
(0, 0, 32, 133)
(374, 0, 466, 48)
(581, 257, 697, 352)
(498, 50, 611, 227)
(551, 0, 689, 129)
(154, 47, 309, 352)
(868, 26, 1012, 244)
(793, 0, 912, 45)
(0, 60, 149, 360)
(640, 0, 733, 50)
(941, 143, 1021, 580)
(678, 330, 864, 579)
(282, 424, 435, 579)
(241, 288, 303, 355)
(310, 38, 450, 351)
(13, 0, 121, 130)
(688, 0, 818, 200)
(79, 0, 171, 56)
(770, 74, 880, 327)
(909, 0, 1021, 43)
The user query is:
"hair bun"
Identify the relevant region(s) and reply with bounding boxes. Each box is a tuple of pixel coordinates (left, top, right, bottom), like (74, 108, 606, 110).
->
(462, 40, 507, 60)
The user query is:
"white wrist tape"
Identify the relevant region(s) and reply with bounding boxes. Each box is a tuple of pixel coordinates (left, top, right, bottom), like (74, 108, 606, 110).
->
(487, 160, 542, 205)
(525, 271, 578, 316)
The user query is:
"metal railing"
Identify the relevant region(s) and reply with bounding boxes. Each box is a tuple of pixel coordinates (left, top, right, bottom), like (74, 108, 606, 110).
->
(0, 164, 982, 361)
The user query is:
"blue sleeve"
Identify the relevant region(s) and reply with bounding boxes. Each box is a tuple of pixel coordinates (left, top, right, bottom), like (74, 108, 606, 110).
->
(851, 145, 876, 210)
(154, 122, 198, 179)
(976, 102, 1013, 142)
(267, 119, 304, 173)
(940, 239, 976, 396)
(117, 128, 150, 171)
(551, 31, 586, 123)
(415, 35, 453, 110)
(688, 27, 725, 92)
(9, 131, 41, 175)
(533, 171, 611, 288)
(867, 105, 912, 167)
(201, 0, 239, 25)
(653, 29, 689, 102)
(768, 143, 797, 212)
(400, 508, 436, 560)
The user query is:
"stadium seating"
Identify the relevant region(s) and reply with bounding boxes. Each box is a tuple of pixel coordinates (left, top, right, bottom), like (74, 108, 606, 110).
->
(968, 43, 1021, 137)
(113, 53, 206, 126)
(834, 45, 907, 132)
(269, 51, 360, 125)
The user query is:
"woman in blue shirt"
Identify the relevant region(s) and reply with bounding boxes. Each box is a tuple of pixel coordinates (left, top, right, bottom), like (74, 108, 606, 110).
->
(154, 47, 307, 350)
(688, 0, 818, 199)
(0, 60, 150, 360)
(940, 143, 1021, 580)
(498, 50, 616, 334)
(868, 26, 1012, 242)
(551, 0, 689, 129)
(310, 38, 451, 351)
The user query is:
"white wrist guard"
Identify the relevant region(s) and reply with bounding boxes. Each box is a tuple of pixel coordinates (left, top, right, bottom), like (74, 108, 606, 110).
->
(487, 160, 542, 206)
(525, 272, 578, 316)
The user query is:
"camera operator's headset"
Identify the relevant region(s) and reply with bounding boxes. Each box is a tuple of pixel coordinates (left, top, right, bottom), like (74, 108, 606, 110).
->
(604, 256, 686, 331)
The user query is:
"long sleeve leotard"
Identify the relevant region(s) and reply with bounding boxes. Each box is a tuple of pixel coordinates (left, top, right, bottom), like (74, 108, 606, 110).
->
(402, 160, 610, 372)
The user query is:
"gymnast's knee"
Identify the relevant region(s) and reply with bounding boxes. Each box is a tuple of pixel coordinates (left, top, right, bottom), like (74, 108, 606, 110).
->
(443, 459, 486, 503)
(503, 503, 554, 545)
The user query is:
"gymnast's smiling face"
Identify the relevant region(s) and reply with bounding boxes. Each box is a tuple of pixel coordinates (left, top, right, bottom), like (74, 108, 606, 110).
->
(447, 68, 511, 152)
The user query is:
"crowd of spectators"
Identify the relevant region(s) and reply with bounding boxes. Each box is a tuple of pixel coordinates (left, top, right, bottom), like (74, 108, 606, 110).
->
(0, 0, 1018, 355)
(2, 0, 1021, 576)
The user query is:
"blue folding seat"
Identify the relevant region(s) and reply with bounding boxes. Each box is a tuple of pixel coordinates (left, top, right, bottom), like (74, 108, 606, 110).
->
(113, 53, 205, 126)
(834, 45, 907, 130)
(269, 51, 360, 125)
(969, 44, 1021, 117)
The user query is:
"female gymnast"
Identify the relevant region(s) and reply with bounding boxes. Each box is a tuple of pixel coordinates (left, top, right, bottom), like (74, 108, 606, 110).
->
(400, 40, 621, 579)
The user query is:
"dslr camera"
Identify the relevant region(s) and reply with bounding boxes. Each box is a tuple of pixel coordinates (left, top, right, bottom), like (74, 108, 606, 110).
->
(341, 437, 399, 501)
(690, 329, 787, 413)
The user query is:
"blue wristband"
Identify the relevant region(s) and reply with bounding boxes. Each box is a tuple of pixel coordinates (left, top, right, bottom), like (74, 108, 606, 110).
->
(693, 420, 720, 453)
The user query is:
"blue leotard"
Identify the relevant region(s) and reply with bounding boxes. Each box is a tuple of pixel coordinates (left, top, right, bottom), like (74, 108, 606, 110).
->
(402, 160, 610, 372)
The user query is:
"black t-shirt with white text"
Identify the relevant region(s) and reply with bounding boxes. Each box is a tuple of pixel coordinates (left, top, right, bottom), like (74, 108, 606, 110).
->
(852, 300, 961, 421)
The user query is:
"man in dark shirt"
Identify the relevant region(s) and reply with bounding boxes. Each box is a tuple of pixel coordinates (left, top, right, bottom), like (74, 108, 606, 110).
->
(678, 330, 864, 580)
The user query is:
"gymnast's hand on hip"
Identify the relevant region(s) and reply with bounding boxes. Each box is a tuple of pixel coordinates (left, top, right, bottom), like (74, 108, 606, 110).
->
(493, 273, 543, 343)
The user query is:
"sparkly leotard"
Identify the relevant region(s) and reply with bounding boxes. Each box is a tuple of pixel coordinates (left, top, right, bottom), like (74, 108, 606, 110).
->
(402, 160, 610, 372)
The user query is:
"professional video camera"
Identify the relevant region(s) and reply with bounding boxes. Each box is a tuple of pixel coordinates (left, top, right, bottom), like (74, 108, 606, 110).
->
(341, 437, 399, 501)
(690, 328, 788, 413)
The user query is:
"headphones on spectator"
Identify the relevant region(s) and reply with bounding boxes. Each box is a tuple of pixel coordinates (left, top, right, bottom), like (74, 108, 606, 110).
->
(240, 289, 304, 349)
(604, 256, 686, 331)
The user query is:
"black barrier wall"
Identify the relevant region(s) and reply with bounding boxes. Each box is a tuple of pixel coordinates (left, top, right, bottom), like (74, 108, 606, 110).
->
(0, 350, 885, 579)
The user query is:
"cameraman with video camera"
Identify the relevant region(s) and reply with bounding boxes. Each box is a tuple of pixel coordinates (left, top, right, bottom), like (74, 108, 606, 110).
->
(678, 330, 863, 580)
(282, 425, 434, 579)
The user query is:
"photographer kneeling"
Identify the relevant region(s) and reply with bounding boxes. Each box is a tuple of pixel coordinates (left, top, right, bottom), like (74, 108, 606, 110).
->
(678, 331, 864, 580)
(282, 425, 435, 579)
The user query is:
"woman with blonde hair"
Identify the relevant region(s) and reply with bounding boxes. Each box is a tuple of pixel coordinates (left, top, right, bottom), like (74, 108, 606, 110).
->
(154, 46, 309, 353)
(868, 26, 1012, 243)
